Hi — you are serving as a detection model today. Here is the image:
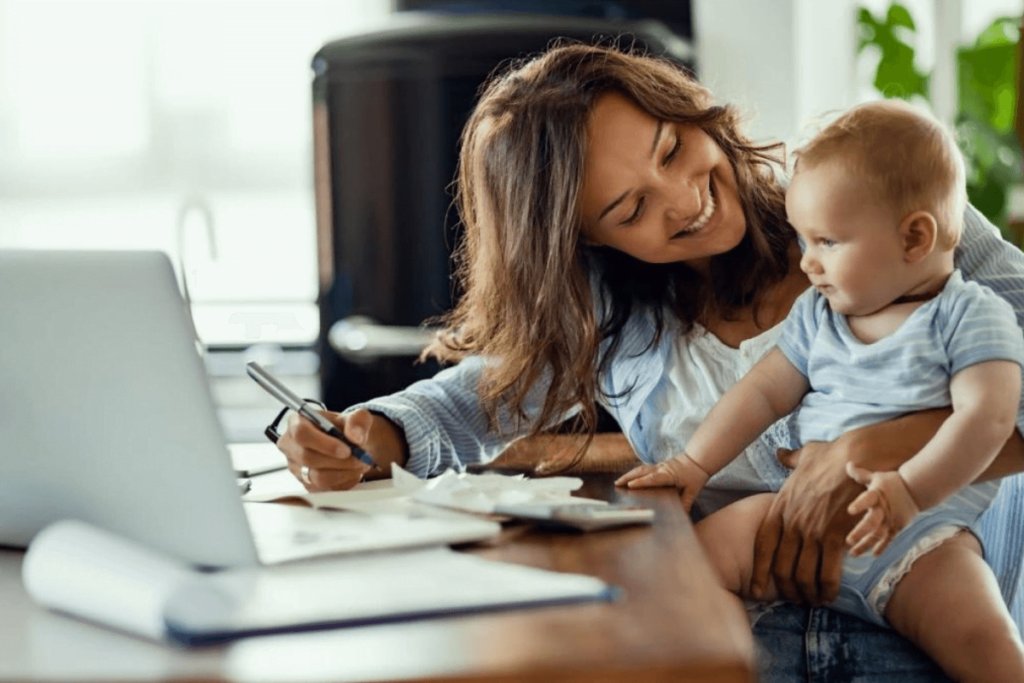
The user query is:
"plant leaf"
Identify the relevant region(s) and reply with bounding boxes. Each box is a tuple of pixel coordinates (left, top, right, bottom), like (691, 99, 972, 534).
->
(886, 4, 916, 30)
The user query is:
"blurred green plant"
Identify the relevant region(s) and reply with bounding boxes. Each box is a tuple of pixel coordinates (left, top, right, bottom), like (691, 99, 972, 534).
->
(857, 3, 1022, 238)
(856, 4, 930, 100)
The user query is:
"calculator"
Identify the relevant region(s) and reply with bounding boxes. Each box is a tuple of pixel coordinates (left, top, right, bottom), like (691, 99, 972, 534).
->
(492, 503, 655, 532)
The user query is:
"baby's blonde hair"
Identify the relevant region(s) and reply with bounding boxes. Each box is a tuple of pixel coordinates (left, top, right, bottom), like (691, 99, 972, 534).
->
(794, 99, 966, 250)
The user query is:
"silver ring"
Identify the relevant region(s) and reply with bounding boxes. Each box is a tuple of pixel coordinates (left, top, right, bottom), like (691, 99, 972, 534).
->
(300, 465, 312, 486)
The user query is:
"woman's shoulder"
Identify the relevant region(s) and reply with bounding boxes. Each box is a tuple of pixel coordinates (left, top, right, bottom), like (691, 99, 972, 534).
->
(941, 269, 1017, 322)
(955, 203, 1016, 264)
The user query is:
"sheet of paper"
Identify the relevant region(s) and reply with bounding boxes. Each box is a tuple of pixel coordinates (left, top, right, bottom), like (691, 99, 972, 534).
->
(406, 466, 600, 514)
(243, 502, 500, 564)
(243, 464, 605, 517)
(228, 442, 288, 476)
(22, 520, 191, 641)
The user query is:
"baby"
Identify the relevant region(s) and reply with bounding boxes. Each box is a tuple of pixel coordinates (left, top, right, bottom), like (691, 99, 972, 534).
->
(619, 100, 1024, 682)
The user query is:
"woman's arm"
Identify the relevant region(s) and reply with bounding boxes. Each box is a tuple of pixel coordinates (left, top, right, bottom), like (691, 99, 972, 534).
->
(345, 356, 515, 478)
(750, 409, 1024, 605)
(276, 356, 552, 490)
(494, 432, 638, 474)
(957, 205, 1024, 442)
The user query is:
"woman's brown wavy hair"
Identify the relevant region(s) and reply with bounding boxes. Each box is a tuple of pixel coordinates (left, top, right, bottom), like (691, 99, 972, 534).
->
(423, 42, 793, 448)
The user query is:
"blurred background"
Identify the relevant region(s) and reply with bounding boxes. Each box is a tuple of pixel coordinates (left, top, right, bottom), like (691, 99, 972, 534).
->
(0, 0, 1018, 444)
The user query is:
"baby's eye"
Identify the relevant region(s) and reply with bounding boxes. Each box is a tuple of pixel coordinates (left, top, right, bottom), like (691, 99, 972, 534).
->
(819, 238, 837, 248)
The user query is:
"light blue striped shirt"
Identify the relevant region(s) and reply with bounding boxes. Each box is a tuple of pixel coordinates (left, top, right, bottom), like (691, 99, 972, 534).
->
(778, 270, 1024, 444)
(356, 204, 1024, 623)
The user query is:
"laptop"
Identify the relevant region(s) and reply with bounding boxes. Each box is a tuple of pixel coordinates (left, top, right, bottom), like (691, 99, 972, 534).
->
(0, 250, 498, 567)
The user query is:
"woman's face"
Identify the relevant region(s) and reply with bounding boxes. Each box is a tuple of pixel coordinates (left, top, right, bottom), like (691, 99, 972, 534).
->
(579, 92, 746, 270)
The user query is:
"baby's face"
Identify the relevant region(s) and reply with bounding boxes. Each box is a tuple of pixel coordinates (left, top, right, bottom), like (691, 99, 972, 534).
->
(786, 161, 908, 316)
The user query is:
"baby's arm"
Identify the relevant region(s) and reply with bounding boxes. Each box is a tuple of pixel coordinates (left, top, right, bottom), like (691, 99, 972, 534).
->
(846, 359, 1022, 556)
(616, 348, 809, 509)
(687, 348, 809, 475)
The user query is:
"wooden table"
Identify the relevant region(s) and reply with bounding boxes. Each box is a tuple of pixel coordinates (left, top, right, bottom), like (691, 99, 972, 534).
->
(0, 474, 756, 683)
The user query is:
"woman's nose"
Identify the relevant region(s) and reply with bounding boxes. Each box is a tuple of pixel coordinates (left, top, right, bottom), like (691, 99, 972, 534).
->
(663, 177, 702, 224)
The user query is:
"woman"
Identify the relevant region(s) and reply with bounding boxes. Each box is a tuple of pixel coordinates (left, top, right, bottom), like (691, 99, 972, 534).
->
(277, 43, 1024, 681)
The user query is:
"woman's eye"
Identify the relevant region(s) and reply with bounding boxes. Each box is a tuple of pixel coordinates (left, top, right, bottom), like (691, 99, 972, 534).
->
(623, 197, 646, 225)
(663, 136, 681, 165)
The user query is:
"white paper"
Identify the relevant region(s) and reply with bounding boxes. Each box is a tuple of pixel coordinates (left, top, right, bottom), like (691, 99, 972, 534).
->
(228, 442, 288, 475)
(22, 520, 192, 640)
(245, 464, 605, 516)
(243, 502, 500, 564)
(405, 466, 598, 514)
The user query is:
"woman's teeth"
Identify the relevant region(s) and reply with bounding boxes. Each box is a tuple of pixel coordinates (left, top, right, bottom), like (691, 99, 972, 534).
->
(676, 191, 716, 236)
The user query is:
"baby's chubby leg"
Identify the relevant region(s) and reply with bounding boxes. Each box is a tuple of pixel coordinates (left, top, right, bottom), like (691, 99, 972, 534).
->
(884, 530, 1024, 683)
(694, 493, 778, 600)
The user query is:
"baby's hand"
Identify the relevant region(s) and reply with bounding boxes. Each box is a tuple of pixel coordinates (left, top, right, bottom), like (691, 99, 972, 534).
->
(845, 463, 921, 557)
(615, 454, 711, 512)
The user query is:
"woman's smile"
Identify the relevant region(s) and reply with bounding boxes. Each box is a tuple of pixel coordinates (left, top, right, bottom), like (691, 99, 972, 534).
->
(671, 176, 718, 239)
(580, 92, 746, 265)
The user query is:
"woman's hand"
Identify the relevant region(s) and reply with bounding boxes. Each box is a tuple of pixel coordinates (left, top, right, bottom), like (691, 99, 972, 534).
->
(615, 454, 711, 512)
(275, 408, 409, 492)
(845, 464, 921, 557)
(749, 409, 949, 605)
(749, 440, 861, 604)
(751, 408, 1024, 604)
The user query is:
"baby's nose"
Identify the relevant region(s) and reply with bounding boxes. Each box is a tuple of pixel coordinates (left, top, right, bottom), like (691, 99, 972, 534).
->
(800, 251, 819, 274)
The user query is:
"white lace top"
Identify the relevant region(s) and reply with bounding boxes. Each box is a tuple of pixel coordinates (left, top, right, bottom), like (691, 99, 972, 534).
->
(645, 321, 788, 497)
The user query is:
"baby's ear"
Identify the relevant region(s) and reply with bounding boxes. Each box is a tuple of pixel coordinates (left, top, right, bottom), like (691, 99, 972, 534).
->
(899, 211, 938, 263)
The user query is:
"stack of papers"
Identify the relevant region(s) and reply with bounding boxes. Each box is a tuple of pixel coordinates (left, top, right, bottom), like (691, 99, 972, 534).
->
(242, 502, 501, 565)
(244, 463, 607, 517)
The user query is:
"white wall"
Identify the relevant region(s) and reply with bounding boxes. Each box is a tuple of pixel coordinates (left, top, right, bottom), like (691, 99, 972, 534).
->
(0, 0, 392, 347)
(693, 0, 858, 148)
(694, 0, 1022, 146)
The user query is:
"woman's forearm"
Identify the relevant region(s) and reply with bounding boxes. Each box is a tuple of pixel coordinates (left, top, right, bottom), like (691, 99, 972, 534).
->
(843, 409, 947, 470)
(497, 432, 639, 473)
(754, 404, 1024, 604)
(842, 408, 1024, 482)
(978, 430, 1024, 481)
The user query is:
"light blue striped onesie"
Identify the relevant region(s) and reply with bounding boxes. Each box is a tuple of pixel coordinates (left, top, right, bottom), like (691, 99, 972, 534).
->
(777, 269, 1024, 626)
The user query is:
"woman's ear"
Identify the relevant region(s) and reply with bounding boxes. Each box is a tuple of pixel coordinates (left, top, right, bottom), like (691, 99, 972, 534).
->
(899, 211, 938, 263)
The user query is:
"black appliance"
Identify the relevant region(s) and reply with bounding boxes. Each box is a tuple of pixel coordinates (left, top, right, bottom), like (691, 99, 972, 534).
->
(312, 11, 693, 411)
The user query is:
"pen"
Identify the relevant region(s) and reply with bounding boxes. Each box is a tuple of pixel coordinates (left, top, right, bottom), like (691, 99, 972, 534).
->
(295, 401, 377, 469)
(245, 361, 377, 469)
